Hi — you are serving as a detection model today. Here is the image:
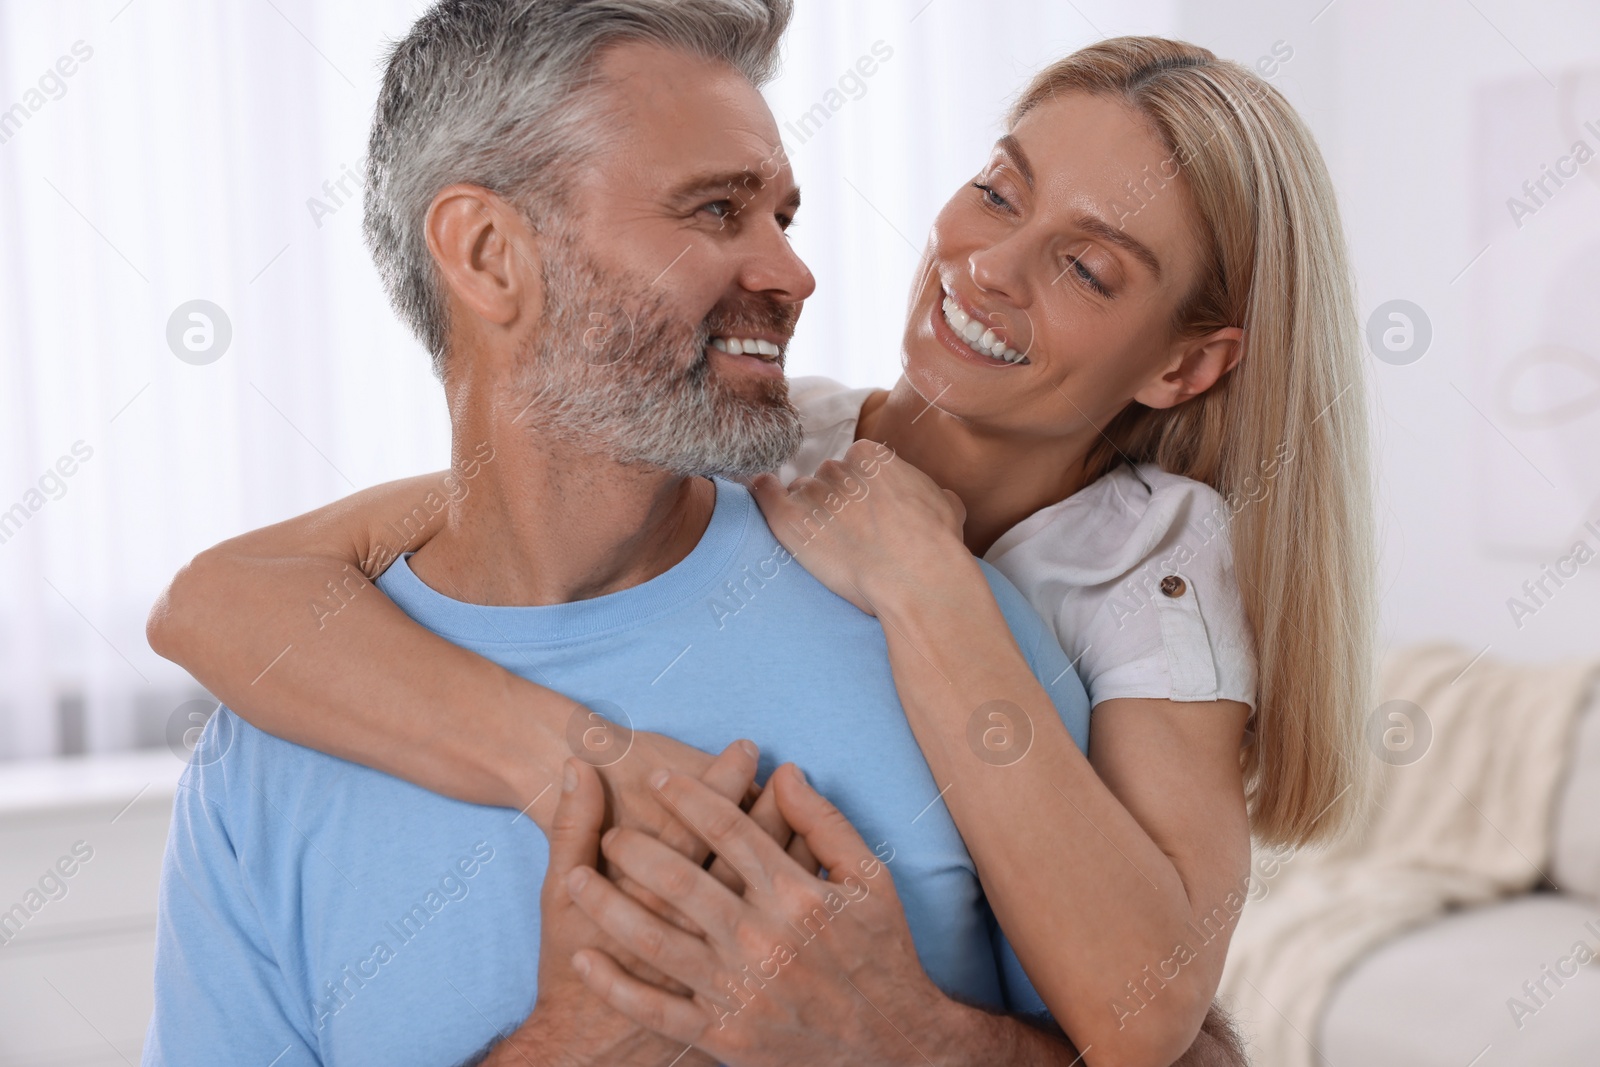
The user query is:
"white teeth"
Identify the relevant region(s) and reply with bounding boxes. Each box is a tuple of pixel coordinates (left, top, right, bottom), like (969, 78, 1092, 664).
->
(710, 337, 781, 360)
(940, 292, 1024, 364)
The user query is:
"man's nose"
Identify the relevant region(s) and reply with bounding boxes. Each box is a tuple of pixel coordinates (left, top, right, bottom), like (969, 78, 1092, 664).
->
(736, 222, 816, 305)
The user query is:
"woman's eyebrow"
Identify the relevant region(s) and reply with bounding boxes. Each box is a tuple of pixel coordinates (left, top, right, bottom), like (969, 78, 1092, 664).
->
(997, 134, 1035, 189)
(1073, 213, 1164, 280)
(999, 133, 1163, 280)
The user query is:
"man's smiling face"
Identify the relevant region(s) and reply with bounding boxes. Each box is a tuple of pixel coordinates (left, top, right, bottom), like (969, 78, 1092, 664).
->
(570, 41, 813, 382)
(508, 40, 817, 477)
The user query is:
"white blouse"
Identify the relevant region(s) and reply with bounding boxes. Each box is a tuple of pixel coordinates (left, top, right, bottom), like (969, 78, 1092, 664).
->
(777, 376, 1258, 711)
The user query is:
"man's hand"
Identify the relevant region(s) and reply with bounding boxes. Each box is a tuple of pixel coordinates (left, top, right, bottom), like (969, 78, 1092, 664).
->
(575, 727, 803, 894)
(480, 756, 715, 1067)
(564, 763, 1060, 1067)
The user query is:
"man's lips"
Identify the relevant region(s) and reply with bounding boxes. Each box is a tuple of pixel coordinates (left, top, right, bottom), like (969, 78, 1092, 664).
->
(707, 333, 786, 378)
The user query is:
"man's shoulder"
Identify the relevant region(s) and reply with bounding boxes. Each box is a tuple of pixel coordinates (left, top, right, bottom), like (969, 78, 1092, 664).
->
(174, 704, 409, 815)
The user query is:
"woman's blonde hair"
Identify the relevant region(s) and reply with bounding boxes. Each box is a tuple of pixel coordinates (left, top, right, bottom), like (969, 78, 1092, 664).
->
(1011, 37, 1376, 848)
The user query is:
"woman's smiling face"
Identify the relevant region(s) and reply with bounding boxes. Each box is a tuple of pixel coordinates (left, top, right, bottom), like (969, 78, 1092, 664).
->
(902, 91, 1228, 437)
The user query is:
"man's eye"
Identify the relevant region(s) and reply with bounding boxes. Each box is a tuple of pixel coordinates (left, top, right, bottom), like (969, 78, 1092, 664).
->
(700, 200, 735, 220)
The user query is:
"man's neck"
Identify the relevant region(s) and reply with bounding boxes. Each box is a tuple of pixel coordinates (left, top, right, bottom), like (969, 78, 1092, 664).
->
(407, 418, 717, 608)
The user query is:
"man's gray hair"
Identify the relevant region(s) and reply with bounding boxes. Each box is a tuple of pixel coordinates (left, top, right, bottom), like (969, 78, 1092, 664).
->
(364, 0, 793, 377)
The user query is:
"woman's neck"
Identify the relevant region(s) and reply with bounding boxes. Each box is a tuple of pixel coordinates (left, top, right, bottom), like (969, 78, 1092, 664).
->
(856, 379, 1100, 557)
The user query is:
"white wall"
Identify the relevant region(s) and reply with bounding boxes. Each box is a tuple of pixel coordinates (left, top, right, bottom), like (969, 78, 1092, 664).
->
(1177, 0, 1600, 662)
(0, 0, 1593, 765)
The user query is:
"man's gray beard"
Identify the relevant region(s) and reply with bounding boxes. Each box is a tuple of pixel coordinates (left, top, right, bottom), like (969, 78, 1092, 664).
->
(508, 239, 803, 480)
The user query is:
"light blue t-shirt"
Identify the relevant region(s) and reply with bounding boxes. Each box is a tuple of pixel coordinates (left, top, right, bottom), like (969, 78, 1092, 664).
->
(145, 477, 1091, 1066)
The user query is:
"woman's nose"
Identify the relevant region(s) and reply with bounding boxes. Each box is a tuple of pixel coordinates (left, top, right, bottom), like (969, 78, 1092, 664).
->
(968, 239, 1027, 306)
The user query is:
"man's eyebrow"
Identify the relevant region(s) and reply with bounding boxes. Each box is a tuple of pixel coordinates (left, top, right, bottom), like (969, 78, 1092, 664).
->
(997, 134, 1034, 189)
(1075, 212, 1163, 280)
(667, 169, 792, 206)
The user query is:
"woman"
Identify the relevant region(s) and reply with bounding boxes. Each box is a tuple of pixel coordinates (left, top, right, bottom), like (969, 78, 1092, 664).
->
(148, 36, 1374, 1065)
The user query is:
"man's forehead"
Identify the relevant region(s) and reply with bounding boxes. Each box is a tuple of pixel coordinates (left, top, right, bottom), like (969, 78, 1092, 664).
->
(587, 41, 792, 193)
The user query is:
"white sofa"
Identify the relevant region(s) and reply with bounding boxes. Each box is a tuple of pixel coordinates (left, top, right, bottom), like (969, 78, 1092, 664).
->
(1318, 683, 1600, 1066)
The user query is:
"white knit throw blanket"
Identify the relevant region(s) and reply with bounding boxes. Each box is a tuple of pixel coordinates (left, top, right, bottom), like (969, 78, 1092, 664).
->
(1217, 644, 1599, 1067)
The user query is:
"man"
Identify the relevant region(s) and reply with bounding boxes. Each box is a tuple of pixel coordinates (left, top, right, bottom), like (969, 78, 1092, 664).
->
(145, 2, 1249, 1064)
(146, 2, 1092, 1064)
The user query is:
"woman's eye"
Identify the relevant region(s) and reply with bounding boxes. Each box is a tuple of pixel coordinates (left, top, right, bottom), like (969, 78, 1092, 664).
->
(1063, 254, 1111, 297)
(972, 182, 1010, 211)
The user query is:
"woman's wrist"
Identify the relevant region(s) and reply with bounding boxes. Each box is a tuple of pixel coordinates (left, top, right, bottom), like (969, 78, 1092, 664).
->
(496, 673, 577, 821)
(870, 546, 993, 631)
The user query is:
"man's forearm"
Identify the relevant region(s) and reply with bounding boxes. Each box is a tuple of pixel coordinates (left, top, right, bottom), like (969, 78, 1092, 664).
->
(472, 1006, 703, 1067)
(925, 997, 1083, 1067)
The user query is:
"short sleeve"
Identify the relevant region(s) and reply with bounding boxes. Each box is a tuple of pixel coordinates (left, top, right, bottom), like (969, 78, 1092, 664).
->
(1003, 466, 1259, 713)
(1079, 534, 1258, 710)
(144, 782, 320, 1066)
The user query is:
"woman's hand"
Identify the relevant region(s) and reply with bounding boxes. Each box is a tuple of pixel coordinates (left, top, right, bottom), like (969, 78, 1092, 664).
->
(748, 440, 971, 616)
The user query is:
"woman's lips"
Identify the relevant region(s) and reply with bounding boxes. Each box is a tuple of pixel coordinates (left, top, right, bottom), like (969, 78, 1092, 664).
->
(929, 295, 1028, 369)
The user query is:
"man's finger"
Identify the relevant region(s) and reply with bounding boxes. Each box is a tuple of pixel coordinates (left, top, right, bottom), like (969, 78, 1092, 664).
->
(654, 740, 758, 874)
(612, 873, 707, 939)
(571, 948, 711, 1049)
(786, 833, 821, 876)
(707, 773, 793, 891)
(546, 759, 604, 888)
(566, 865, 724, 995)
(770, 764, 891, 893)
(654, 772, 798, 898)
(601, 828, 748, 945)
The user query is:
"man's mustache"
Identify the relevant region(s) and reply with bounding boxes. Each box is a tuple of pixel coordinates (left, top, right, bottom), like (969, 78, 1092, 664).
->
(701, 296, 800, 350)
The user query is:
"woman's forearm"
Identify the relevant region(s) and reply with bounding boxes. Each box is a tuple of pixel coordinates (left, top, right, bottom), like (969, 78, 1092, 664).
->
(875, 557, 1212, 1066)
(147, 475, 573, 816)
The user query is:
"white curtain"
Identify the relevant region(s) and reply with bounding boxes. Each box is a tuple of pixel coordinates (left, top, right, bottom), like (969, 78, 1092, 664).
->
(0, 0, 1176, 761)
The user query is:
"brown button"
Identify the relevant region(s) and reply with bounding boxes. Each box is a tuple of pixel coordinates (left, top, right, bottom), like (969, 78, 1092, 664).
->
(1160, 574, 1187, 598)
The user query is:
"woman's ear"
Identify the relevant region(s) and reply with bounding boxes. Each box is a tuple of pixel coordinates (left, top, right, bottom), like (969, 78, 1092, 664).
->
(1133, 325, 1244, 410)
(424, 183, 545, 332)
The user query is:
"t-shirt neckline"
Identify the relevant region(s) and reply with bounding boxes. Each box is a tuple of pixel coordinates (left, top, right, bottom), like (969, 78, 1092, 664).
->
(377, 476, 750, 645)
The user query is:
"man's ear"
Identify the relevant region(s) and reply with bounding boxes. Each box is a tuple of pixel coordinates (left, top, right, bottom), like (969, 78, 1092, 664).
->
(424, 183, 545, 333)
(1133, 325, 1243, 410)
